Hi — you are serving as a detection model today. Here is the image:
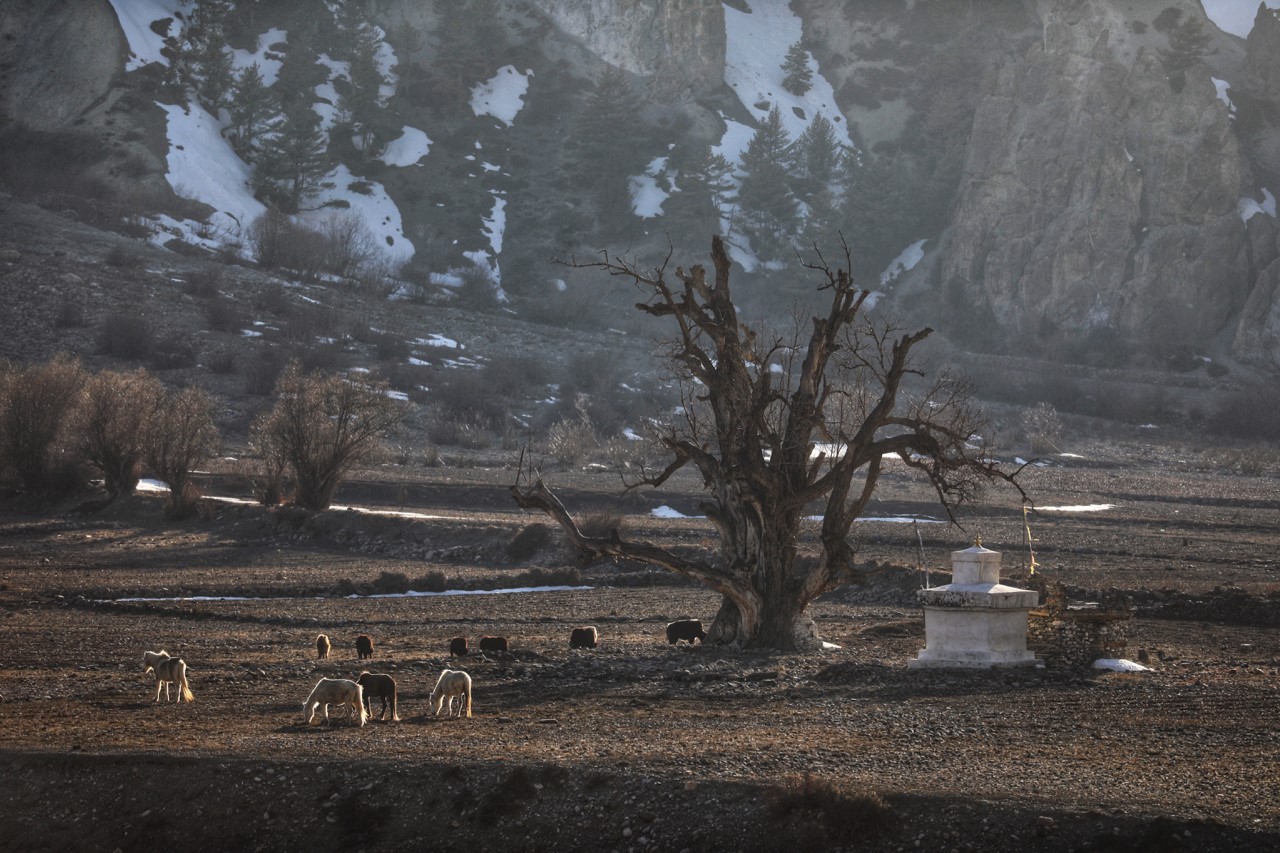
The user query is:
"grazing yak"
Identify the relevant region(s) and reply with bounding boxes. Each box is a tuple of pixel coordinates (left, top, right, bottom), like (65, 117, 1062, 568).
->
(316, 634, 331, 659)
(355, 634, 374, 660)
(449, 637, 468, 658)
(570, 626, 599, 649)
(666, 619, 706, 645)
(430, 669, 472, 718)
(356, 671, 399, 722)
(142, 650, 194, 703)
(478, 636, 508, 655)
(303, 678, 366, 726)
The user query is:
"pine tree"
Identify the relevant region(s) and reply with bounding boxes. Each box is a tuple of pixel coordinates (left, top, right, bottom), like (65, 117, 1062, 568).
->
(254, 103, 329, 212)
(737, 107, 798, 259)
(272, 20, 327, 118)
(569, 66, 647, 234)
(432, 0, 505, 104)
(172, 0, 235, 112)
(338, 22, 392, 157)
(227, 63, 276, 156)
(663, 144, 736, 246)
(789, 113, 846, 203)
(781, 42, 813, 97)
(842, 155, 915, 279)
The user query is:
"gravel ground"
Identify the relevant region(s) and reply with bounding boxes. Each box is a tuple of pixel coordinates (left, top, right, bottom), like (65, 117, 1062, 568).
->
(1, 449, 1278, 852)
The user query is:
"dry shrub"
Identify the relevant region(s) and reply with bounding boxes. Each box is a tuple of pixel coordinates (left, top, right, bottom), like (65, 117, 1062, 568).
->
(77, 368, 164, 497)
(151, 332, 199, 370)
(0, 354, 87, 496)
(372, 571, 410, 594)
(1022, 401, 1062, 454)
(205, 295, 244, 333)
(412, 571, 448, 592)
(184, 266, 224, 298)
(144, 385, 220, 519)
(105, 245, 145, 269)
(545, 414, 596, 466)
(577, 506, 626, 539)
(767, 773, 894, 843)
(97, 313, 154, 360)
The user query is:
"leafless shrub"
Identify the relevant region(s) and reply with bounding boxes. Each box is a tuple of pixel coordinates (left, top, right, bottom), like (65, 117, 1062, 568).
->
(105, 244, 145, 269)
(184, 266, 224, 298)
(143, 385, 220, 519)
(767, 773, 894, 843)
(206, 349, 237, 375)
(320, 211, 381, 280)
(544, 395, 597, 466)
(577, 507, 627, 540)
(1022, 402, 1063, 455)
(205, 295, 245, 333)
(0, 354, 87, 496)
(97, 313, 154, 360)
(250, 362, 405, 509)
(244, 348, 289, 396)
(76, 368, 164, 497)
(53, 297, 88, 329)
(151, 332, 199, 370)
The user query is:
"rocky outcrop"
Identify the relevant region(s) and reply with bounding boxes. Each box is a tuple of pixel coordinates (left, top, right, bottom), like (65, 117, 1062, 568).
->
(533, 0, 724, 101)
(1243, 2, 1280, 100)
(0, 0, 124, 130)
(941, 0, 1254, 353)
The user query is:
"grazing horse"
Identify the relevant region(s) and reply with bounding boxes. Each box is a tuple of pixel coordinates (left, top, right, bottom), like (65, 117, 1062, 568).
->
(355, 634, 374, 659)
(449, 637, 468, 658)
(478, 636, 508, 655)
(142, 650, 194, 703)
(303, 678, 366, 726)
(429, 669, 472, 718)
(356, 671, 399, 722)
(316, 634, 331, 659)
(666, 619, 706, 645)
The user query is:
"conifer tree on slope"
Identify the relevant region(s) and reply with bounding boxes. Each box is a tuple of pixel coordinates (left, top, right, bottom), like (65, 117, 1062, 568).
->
(736, 106, 799, 259)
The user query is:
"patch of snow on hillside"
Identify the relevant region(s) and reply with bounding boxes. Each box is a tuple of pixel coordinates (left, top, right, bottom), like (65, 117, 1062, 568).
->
(1202, 0, 1280, 38)
(373, 28, 398, 102)
(630, 157, 672, 218)
(109, 0, 182, 71)
(158, 101, 266, 233)
(314, 54, 349, 133)
(230, 27, 286, 85)
(722, 0, 853, 148)
(1238, 188, 1277, 222)
(301, 164, 414, 265)
(880, 239, 926, 286)
(381, 126, 432, 166)
(482, 195, 507, 255)
(1037, 504, 1116, 513)
(1212, 77, 1235, 114)
(471, 66, 532, 126)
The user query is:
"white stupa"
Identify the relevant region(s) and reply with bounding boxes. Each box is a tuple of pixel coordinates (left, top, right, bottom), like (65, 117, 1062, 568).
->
(909, 540, 1041, 669)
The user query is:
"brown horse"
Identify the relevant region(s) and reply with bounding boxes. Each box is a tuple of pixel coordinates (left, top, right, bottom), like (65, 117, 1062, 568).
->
(356, 671, 399, 721)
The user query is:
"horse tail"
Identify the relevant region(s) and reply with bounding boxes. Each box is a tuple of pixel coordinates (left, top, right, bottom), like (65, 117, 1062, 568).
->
(177, 661, 194, 702)
(465, 683, 472, 718)
(391, 686, 399, 722)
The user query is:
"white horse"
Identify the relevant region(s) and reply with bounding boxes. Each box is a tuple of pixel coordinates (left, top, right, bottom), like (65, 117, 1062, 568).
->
(429, 669, 472, 718)
(303, 677, 367, 726)
(142, 650, 194, 703)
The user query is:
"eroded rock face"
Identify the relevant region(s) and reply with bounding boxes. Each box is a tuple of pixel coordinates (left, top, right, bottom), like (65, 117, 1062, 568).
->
(1244, 2, 1280, 100)
(942, 0, 1253, 352)
(0, 0, 124, 130)
(534, 0, 724, 101)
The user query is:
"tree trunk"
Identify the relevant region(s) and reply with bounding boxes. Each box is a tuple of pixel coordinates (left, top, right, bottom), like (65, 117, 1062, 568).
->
(706, 588, 821, 652)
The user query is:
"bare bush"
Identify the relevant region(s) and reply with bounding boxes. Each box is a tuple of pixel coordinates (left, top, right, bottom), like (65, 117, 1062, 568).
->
(1022, 402, 1063, 454)
(320, 211, 381, 280)
(184, 266, 224, 299)
(0, 354, 87, 496)
(767, 773, 894, 843)
(97, 313, 154, 360)
(77, 368, 164, 497)
(105, 245, 145, 269)
(151, 332, 199, 370)
(544, 397, 597, 467)
(250, 362, 405, 509)
(143, 386, 220, 519)
(205, 295, 245, 333)
(244, 348, 288, 396)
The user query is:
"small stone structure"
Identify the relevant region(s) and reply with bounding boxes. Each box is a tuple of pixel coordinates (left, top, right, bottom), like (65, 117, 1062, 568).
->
(909, 543, 1040, 669)
(1027, 582, 1135, 668)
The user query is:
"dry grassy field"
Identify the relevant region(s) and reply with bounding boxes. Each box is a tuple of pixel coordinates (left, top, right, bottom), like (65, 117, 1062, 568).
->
(0, 439, 1278, 852)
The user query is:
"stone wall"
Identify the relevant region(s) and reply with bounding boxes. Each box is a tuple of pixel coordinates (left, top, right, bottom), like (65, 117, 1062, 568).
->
(1027, 583, 1134, 668)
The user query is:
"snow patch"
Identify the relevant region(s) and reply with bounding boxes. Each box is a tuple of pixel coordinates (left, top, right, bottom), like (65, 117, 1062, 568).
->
(1037, 504, 1116, 513)
(380, 126, 432, 166)
(299, 163, 414, 266)
(880, 239, 926, 286)
(158, 100, 266, 234)
(109, 0, 182, 71)
(471, 66, 532, 126)
(230, 27, 287, 86)
(1093, 658, 1151, 673)
(1238, 188, 1277, 222)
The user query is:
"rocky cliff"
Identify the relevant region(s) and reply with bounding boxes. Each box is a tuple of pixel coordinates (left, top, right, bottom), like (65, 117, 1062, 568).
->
(534, 0, 724, 102)
(938, 0, 1277, 364)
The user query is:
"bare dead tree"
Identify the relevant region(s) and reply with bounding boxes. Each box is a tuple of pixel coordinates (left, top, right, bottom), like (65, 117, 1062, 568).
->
(512, 236, 1025, 651)
(251, 361, 404, 510)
